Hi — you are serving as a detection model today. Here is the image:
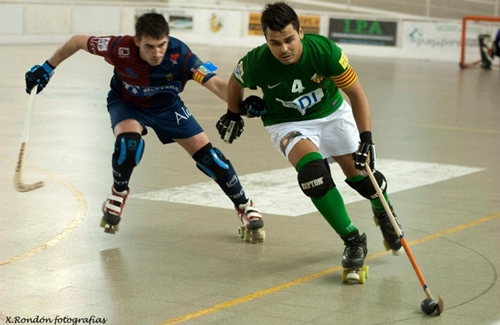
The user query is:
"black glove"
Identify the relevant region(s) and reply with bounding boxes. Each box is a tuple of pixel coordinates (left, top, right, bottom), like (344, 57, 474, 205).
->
(216, 110, 244, 144)
(25, 61, 55, 94)
(353, 131, 376, 171)
(239, 95, 267, 118)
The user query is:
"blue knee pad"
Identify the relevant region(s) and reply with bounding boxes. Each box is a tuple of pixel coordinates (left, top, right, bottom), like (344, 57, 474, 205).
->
(193, 143, 245, 203)
(297, 159, 335, 198)
(193, 143, 230, 180)
(113, 132, 145, 167)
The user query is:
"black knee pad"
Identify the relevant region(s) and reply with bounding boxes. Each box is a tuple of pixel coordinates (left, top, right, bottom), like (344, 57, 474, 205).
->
(345, 170, 387, 200)
(113, 132, 145, 167)
(193, 143, 229, 180)
(297, 159, 335, 198)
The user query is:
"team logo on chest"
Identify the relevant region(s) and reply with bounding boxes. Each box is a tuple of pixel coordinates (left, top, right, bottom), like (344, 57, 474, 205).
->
(310, 73, 325, 83)
(170, 53, 180, 65)
(124, 68, 137, 79)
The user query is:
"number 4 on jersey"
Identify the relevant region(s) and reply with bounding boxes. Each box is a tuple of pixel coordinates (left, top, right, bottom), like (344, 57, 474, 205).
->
(292, 79, 305, 93)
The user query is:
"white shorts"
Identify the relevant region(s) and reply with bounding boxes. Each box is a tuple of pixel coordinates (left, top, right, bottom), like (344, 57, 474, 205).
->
(265, 100, 359, 162)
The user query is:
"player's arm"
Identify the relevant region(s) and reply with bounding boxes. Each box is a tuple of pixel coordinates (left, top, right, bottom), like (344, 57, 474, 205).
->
(47, 35, 91, 68)
(203, 75, 228, 103)
(228, 74, 266, 118)
(227, 74, 244, 113)
(216, 74, 245, 144)
(342, 78, 376, 171)
(25, 35, 90, 94)
(341, 79, 371, 134)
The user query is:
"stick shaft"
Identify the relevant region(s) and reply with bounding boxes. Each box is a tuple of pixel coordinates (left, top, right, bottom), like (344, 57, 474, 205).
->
(13, 85, 44, 192)
(364, 165, 433, 299)
(22, 85, 38, 142)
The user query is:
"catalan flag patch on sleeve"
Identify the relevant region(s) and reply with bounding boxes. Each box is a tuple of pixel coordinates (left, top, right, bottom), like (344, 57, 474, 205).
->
(192, 61, 218, 84)
(331, 66, 357, 89)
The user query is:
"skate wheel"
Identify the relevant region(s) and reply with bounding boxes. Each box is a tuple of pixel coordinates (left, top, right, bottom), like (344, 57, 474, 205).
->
(238, 226, 245, 239)
(383, 240, 403, 256)
(358, 270, 366, 284)
(258, 230, 265, 242)
(250, 230, 265, 243)
(243, 229, 251, 242)
(104, 227, 116, 234)
(100, 217, 107, 228)
(342, 265, 369, 284)
(345, 270, 360, 283)
(342, 270, 348, 283)
(392, 247, 404, 256)
(383, 240, 391, 251)
(342, 269, 359, 283)
(358, 265, 369, 284)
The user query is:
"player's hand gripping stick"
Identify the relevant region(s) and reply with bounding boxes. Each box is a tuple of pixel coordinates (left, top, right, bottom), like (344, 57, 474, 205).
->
(25, 60, 55, 94)
(216, 110, 244, 144)
(353, 131, 376, 171)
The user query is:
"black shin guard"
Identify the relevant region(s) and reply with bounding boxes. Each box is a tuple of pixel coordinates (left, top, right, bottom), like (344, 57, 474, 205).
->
(345, 170, 387, 200)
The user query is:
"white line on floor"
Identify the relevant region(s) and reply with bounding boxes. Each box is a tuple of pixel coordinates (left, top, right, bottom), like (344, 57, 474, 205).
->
(130, 159, 484, 217)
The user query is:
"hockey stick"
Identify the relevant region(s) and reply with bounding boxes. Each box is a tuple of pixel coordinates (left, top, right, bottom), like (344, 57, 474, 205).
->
(459, 59, 481, 69)
(13, 85, 44, 192)
(364, 164, 444, 315)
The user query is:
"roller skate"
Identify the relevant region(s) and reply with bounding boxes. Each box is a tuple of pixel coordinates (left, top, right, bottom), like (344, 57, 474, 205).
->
(373, 206, 404, 255)
(341, 231, 368, 284)
(236, 199, 265, 243)
(479, 34, 493, 70)
(100, 187, 129, 234)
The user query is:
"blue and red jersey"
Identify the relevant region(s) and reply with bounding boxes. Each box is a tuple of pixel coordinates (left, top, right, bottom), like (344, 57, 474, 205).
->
(87, 35, 216, 109)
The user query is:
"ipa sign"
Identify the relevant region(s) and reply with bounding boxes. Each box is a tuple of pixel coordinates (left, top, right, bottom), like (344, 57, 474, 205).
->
(329, 18, 397, 46)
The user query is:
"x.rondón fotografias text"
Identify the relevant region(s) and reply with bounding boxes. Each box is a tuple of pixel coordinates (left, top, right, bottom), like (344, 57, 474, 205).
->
(3, 315, 107, 325)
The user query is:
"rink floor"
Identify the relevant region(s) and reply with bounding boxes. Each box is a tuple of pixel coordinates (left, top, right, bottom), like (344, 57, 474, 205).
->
(0, 42, 499, 325)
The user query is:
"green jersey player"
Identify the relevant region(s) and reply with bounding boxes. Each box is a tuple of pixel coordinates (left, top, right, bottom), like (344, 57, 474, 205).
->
(217, 1, 403, 282)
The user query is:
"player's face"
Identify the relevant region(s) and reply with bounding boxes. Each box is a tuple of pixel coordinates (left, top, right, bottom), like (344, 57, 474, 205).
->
(264, 23, 304, 65)
(134, 35, 168, 66)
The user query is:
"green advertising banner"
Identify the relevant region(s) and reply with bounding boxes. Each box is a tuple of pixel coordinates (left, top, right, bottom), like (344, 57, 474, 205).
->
(329, 18, 397, 46)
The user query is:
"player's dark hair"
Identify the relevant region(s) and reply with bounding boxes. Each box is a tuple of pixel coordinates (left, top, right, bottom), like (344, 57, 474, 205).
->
(261, 2, 300, 35)
(135, 11, 170, 40)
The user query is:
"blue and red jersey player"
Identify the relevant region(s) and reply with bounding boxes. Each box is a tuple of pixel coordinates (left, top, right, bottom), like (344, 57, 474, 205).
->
(87, 34, 217, 143)
(25, 12, 265, 241)
(89, 35, 214, 110)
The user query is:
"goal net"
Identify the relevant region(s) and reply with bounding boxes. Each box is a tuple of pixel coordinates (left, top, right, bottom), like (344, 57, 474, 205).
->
(460, 15, 500, 68)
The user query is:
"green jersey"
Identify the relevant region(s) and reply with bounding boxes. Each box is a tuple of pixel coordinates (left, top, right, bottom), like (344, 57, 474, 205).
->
(233, 34, 357, 126)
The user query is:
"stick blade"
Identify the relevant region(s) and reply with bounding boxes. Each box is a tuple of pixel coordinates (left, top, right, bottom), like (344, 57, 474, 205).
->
(14, 180, 44, 192)
(436, 296, 444, 315)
